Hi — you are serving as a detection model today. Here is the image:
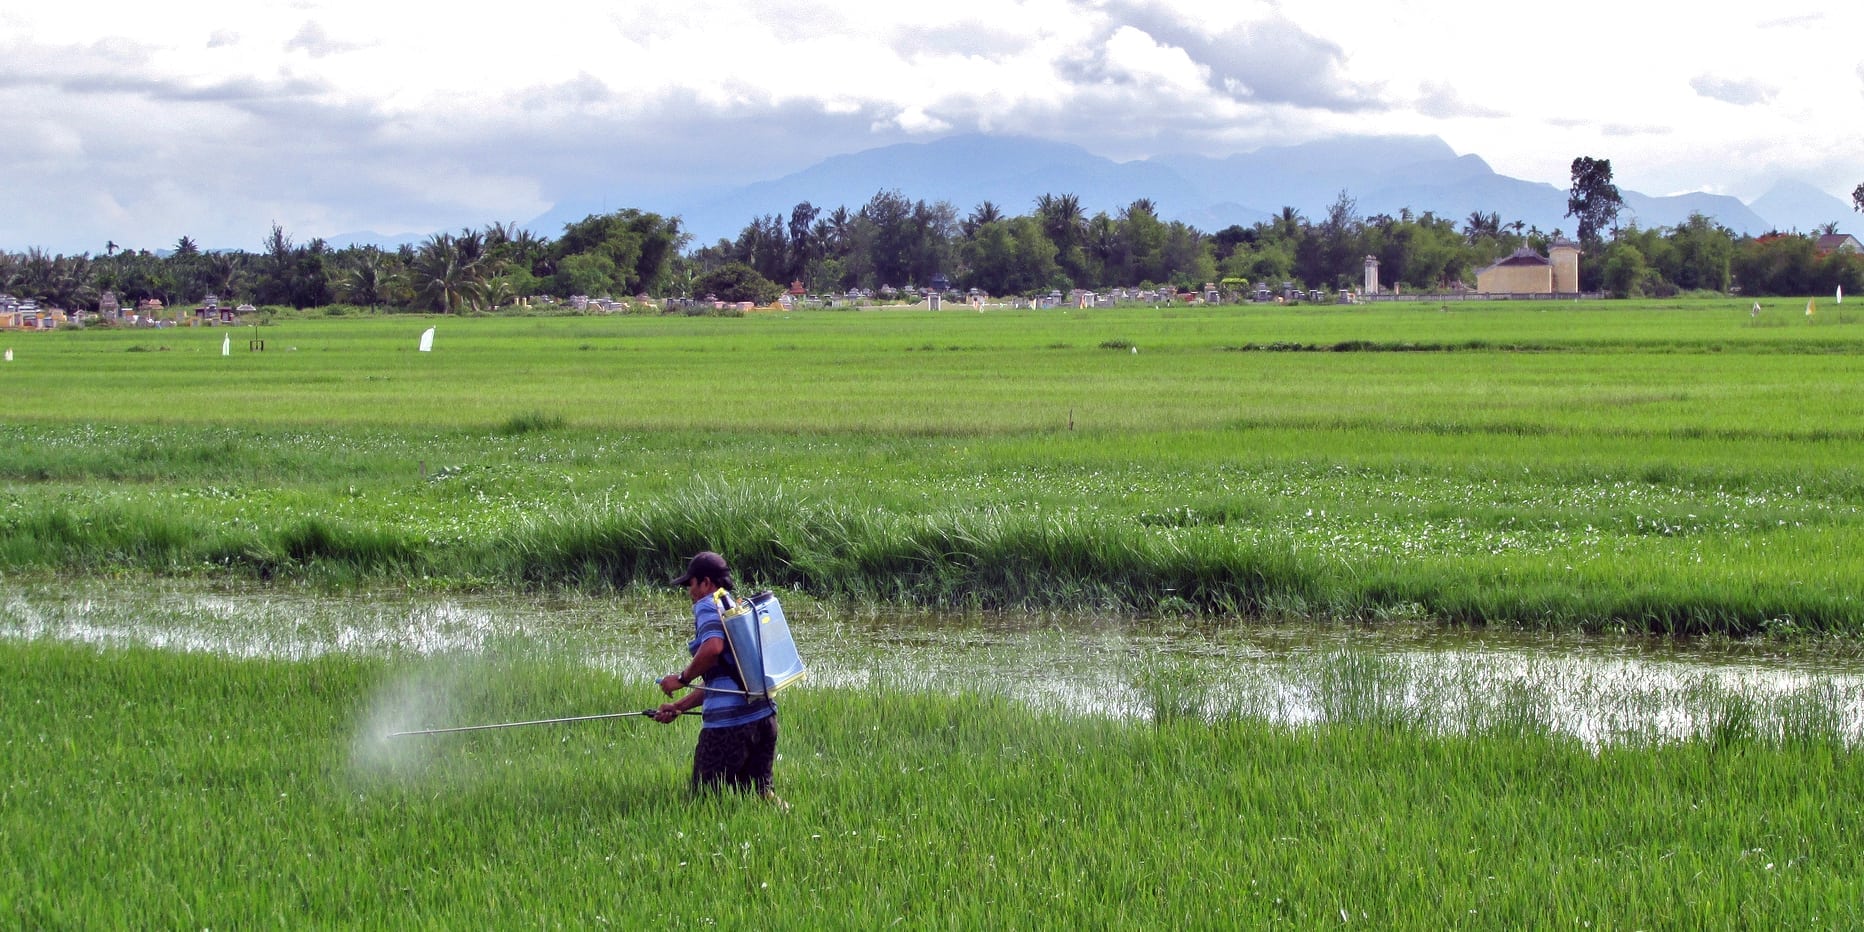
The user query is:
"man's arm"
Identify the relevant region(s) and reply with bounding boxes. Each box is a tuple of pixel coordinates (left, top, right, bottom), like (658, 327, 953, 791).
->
(658, 636, 724, 696)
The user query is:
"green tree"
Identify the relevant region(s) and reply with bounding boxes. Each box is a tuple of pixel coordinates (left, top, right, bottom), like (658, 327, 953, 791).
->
(1567, 156, 1625, 248)
(1853, 182, 1864, 215)
(1732, 235, 1818, 296)
(694, 261, 781, 304)
(1600, 241, 1652, 298)
(410, 233, 485, 312)
(554, 210, 686, 296)
(727, 214, 789, 285)
(1666, 214, 1734, 292)
(1399, 213, 1467, 289)
(1035, 193, 1089, 284)
(1114, 200, 1166, 284)
(1462, 211, 1501, 245)
(253, 224, 296, 306)
(849, 190, 906, 287)
(962, 201, 1003, 237)
(959, 217, 1061, 295)
(786, 202, 820, 285)
(1158, 221, 1216, 291)
(1298, 191, 1360, 288)
(554, 252, 619, 298)
(336, 250, 395, 308)
(1816, 251, 1864, 297)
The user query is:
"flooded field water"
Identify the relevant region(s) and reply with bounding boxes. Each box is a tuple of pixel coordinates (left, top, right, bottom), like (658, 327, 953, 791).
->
(6, 580, 1863, 747)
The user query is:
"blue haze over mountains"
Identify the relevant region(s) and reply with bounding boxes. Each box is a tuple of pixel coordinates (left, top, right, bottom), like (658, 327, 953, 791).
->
(538, 134, 1852, 249)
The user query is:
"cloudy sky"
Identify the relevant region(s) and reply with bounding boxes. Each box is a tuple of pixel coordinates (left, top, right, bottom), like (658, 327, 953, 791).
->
(3, 0, 1860, 253)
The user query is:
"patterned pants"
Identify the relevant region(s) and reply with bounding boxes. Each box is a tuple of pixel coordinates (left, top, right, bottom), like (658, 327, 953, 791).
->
(690, 714, 779, 795)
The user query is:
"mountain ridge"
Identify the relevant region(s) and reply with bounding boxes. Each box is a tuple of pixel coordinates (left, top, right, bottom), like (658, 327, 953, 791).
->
(558, 133, 1832, 248)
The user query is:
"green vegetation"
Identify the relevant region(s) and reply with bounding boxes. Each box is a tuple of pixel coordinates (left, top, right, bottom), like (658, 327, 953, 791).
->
(6, 184, 1861, 316)
(4, 639, 1859, 926)
(1, 299, 1860, 633)
(6, 299, 1862, 925)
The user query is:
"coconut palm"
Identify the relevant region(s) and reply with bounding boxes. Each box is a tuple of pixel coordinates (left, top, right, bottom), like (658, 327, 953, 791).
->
(409, 233, 485, 313)
(963, 201, 1003, 237)
(1035, 193, 1085, 247)
(1462, 211, 1500, 244)
(337, 251, 395, 309)
(200, 252, 243, 299)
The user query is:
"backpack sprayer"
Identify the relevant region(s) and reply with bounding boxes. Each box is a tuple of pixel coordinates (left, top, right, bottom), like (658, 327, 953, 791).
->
(389, 589, 805, 739)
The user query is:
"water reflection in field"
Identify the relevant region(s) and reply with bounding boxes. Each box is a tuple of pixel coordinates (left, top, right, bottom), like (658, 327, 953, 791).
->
(6, 581, 1862, 746)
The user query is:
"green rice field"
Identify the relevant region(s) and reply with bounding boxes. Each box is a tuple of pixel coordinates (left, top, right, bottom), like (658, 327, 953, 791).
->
(5, 638, 1862, 927)
(1, 298, 1860, 632)
(6, 297, 1864, 925)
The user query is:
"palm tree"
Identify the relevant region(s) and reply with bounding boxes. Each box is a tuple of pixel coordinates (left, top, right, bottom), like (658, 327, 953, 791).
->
(409, 233, 485, 313)
(1035, 193, 1085, 247)
(963, 201, 1003, 236)
(201, 253, 242, 299)
(1462, 211, 1500, 244)
(1270, 206, 1305, 243)
(825, 206, 854, 256)
(337, 252, 394, 309)
(1087, 212, 1120, 268)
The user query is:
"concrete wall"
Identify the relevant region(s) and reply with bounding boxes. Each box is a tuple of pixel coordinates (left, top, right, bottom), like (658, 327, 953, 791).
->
(1475, 264, 1552, 294)
(1551, 245, 1580, 293)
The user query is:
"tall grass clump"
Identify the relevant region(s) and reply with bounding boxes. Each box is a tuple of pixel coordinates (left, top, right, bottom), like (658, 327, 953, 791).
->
(1311, 648, 1419, 730)
(0, 500, 250, 572)
(494, 410, 567, 435)
(1127, 653, 1205, 724)
(492, 482, 1343, 614)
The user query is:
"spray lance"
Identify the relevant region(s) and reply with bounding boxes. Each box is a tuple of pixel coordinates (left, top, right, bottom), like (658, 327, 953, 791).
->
(391, 588, 807, 738)
(388, 706, 700, 738)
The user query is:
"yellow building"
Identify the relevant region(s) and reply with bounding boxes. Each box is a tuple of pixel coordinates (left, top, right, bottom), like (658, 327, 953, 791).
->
(1476, 240, 1580, 294)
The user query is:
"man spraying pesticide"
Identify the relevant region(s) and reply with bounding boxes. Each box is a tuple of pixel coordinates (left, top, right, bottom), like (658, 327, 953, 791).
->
(657, 551, 803, 810)
(389, 553, 806, 809)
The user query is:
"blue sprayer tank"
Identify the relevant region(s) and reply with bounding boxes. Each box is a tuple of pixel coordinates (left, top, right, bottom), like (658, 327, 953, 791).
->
(718, 589, 806, 700)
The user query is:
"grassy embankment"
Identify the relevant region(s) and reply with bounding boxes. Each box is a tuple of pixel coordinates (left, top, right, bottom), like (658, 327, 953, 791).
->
(1, 298, 1861, 632)
(3, 638, 1859, 927)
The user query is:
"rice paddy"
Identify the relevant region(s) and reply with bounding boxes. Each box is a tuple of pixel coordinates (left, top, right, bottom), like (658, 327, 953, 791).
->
(4, 633, 1861, 927)
(4, 297, 1863, 923)
(3, 299, 1862, 630)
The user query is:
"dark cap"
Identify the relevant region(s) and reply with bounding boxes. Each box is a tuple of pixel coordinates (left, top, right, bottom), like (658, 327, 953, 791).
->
(673, 551, 729, 586)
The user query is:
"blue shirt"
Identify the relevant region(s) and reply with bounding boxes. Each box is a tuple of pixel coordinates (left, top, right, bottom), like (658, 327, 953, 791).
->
(690, 592, 776, 729)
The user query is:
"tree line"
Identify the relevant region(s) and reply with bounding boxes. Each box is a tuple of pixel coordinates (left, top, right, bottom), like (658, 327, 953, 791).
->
(5, 160, 1863, 312)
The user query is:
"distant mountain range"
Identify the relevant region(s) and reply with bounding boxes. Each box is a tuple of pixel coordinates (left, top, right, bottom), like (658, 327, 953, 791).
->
(593, 134, 1854, 247)
(336, 133, 1857, 251)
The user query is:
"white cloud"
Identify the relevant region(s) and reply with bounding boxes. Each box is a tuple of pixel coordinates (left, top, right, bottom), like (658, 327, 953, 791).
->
(1691, 76, 1778, 107)
(876, 105, 953, 135)
(1, 0, 1862, 251)
(1101, 26, 1210, 93)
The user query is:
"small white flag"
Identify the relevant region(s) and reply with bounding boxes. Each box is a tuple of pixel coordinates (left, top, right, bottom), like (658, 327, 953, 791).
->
(1839, 285, 1845, 305)
(222, 334, 231, 356)
(418, 327, 436, 352)
(3, 348, 11, 362)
